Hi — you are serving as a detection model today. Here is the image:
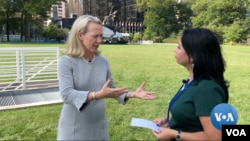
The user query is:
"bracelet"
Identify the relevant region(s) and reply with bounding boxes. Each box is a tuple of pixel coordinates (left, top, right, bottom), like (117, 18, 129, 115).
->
(176, 130, 181, 141)
(91, 92, 96, 100)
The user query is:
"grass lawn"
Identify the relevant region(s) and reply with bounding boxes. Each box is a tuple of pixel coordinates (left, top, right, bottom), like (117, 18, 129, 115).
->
(0, 42, 249, 140)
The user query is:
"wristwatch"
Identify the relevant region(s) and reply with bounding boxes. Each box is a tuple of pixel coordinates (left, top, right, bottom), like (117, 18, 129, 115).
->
(176, 130, 181, 141)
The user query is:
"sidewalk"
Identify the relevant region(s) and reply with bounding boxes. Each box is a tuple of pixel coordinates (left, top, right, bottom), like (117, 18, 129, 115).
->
(0, 87, 62, 110)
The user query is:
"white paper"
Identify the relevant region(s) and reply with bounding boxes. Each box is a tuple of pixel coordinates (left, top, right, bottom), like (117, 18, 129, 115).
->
(130, 118, 160, 132)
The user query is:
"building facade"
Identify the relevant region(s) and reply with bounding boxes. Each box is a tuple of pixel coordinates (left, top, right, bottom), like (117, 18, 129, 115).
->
(46, 0, 142, 33)
(66, 0, 83, 18)
(80, 0, 142, 22)
(80, 0, 143, 33)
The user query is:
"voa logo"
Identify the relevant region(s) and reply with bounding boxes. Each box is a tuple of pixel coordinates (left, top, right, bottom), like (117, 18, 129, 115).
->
(214, 112, 234, 122)
(226, 128, 246, 136)
(210, 103, 238, 130)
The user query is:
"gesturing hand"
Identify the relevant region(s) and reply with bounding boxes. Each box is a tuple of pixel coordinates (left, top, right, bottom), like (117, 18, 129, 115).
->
(134, 81, 156, 100)
(97, 78, 128, 99)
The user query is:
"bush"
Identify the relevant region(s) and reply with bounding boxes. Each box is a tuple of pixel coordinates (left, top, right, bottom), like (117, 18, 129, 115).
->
(163, 38, 178, 43)
(153, 36, 163, 43)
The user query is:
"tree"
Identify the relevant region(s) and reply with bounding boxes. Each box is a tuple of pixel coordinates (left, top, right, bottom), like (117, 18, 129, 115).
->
(175, 0, 194, 28)
(191, 0, 249, 43)
(43, 22, 59, 40)
(136, 0, 149, 12)
(142, 0, 176, 39)
(223, 20, 244, 43)
(137, 0, 193, 40)
(21, 0, 65, 41)
(0, 0, 65, 42)
(142, 27, 156, 40)
(57, 28, 69, 42)
(0, 0, 21, 41)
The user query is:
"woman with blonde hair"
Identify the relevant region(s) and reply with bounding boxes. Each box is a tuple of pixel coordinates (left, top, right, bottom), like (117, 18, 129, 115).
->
(57, 15, 156, 140)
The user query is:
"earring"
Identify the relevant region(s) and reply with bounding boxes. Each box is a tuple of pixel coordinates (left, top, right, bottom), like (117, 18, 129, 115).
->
(192, 63, 194, 68)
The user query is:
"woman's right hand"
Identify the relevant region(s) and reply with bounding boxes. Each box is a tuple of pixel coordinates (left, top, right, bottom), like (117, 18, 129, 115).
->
(96, 78, 128, 99)
(152, 117, 168, 128)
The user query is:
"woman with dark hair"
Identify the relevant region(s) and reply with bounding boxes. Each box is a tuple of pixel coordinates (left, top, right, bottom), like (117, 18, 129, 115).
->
(152, 28, 229, 141)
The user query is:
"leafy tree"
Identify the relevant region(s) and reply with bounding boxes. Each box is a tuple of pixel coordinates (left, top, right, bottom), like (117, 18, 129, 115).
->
(245, 0, 250, 38)
(21, 0, 65, 41)
(142, 27, 156, 40)
(0, 0, 65, 42)
(57, 28, 69, 41)
(43, 22, 59, 40)
(175, 0, 194, 28)
(223, 20, 244, 43)
(191, 0, 248, 43)
(144, 0, 179, 39)
(0, 0, 22, 41)
(136, 0, 148, 12)
(137, 0, 193, 40)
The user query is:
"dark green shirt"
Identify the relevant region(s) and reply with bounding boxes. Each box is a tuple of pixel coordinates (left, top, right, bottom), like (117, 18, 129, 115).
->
(169, 79, 226, 132)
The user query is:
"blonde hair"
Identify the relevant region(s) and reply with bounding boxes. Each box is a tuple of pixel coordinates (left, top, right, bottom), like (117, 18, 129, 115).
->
(64, 15, 102, 57)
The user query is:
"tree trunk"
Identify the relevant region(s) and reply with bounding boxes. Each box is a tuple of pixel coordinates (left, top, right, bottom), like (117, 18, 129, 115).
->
(20, 10, 24, 42)
(24, 11, 31, 42)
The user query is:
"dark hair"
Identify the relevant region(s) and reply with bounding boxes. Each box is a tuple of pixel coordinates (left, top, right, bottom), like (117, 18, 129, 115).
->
(181, 28, 229, 102)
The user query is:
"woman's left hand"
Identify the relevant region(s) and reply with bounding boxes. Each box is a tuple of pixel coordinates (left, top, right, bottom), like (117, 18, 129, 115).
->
(152, 128, 176, 141)
(134, 81, 156, 100)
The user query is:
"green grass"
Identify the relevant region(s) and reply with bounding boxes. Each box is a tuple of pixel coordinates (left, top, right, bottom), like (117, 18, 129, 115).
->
(0, 43, 250, 140)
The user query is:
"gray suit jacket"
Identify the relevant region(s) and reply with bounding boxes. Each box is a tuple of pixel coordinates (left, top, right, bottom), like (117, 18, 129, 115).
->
(57, 55, 127, 140)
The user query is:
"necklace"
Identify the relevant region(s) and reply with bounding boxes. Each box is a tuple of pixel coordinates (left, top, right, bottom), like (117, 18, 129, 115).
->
(83, 55, 95, 64)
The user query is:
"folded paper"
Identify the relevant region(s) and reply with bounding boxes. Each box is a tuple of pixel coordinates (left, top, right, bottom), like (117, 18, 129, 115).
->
(130, 118, 160, 132)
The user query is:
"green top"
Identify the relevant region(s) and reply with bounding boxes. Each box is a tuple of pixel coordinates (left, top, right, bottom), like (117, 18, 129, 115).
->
(169, 79, 226, 132)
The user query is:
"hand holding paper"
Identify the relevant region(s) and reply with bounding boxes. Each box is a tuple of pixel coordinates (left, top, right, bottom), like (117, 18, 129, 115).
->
(130, 118, 160, 132)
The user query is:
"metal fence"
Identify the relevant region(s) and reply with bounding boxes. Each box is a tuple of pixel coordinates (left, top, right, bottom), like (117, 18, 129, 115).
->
(0, 47, 60, 92)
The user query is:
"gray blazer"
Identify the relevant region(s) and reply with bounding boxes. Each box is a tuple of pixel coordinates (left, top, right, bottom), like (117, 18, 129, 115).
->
(57, 55, 127, 140)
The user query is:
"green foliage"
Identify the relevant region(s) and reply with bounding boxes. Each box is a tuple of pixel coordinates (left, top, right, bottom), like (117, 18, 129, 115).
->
(191, 0, 249, 43)
(136, 0, 192, 40)
(137, 0, 250, 44)
(42, 23, 68, 41)
(142, 0, 181, 38)
(142, 28, 156, 40)
(128, 33, 134, 42)
(23, 0, 65, 18)
(58, 28, 69, 40)
(223, 21, 244, 43)
(133, 32, 141, 42)
(192, 0, 246, 26)
(0, 0, 66, 41)
(163, 37, 178, 43)
(136, 0, 148, 12)
(243, 14, 250, 37)
(175, 0, 193, 28)
(0, 0, 21, 17)
(153, 36, 163, 43)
